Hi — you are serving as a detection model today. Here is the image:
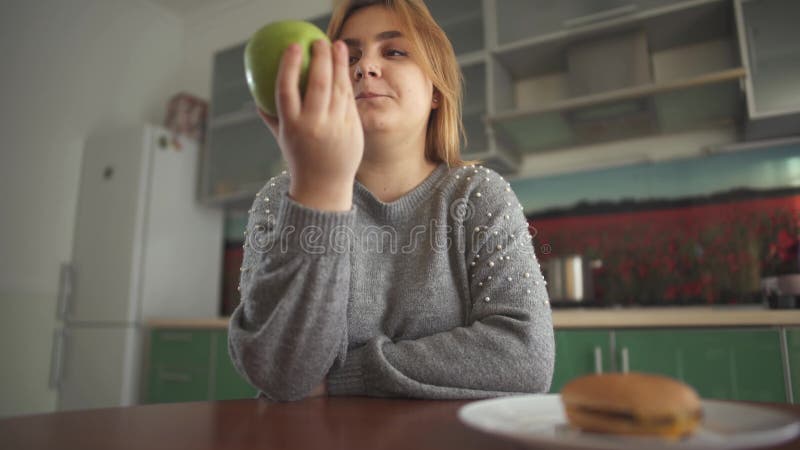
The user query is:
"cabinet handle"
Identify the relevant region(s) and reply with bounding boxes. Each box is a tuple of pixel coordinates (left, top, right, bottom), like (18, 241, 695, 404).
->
(160, 332, 193, 343)
(159, 371, 192, 383)
(593, 346, 603, 374)
(621, 347, 630, 373)
(563, 4, 638, 28)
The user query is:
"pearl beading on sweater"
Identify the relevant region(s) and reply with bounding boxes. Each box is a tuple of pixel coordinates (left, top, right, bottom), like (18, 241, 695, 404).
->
(459, 165, 549, 305)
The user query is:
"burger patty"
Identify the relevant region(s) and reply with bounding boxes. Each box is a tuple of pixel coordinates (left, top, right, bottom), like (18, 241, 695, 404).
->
(573, 405, 703, 427)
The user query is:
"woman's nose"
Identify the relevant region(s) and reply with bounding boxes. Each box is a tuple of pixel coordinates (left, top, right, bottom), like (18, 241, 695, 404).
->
(354, 59, 380, 80)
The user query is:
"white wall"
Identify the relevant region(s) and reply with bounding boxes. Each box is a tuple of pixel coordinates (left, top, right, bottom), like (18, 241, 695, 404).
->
(0, 0, 183, 417)
(0, 0, 332, 418)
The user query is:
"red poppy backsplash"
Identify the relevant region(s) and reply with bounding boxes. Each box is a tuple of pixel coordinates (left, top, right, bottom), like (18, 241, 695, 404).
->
(528, 189, 800, 306)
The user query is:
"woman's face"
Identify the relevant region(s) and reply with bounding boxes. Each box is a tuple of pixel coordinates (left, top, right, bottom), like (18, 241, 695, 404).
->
(340, 5, 438, 135)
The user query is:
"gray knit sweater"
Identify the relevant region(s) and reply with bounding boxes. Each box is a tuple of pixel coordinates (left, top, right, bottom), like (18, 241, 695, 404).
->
(228, 162, 554, 402)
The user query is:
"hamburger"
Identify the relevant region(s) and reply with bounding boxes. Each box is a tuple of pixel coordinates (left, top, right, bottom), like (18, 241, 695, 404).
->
(560, 372, 703, 439)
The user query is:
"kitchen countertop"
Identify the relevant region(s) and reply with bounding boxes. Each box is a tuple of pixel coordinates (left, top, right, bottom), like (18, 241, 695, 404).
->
(146, 306, 800, 329)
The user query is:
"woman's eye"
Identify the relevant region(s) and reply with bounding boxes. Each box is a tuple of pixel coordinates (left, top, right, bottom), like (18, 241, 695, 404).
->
(347, 48, 406, 65)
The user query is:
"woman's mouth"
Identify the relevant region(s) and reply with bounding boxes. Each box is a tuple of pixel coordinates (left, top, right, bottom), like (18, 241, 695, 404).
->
(356, 92, 387, 100)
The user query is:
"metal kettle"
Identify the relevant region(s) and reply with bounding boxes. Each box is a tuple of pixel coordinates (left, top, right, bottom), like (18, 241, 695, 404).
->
(542, 255, 602, 302)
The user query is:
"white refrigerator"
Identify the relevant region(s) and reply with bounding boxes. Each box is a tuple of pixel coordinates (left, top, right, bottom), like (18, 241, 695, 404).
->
(52, 124, 224, 411)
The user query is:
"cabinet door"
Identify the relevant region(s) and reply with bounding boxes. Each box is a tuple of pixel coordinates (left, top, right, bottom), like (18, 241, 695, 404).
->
(148, 367, 210, 403)
(203, 42, 285, 203)
(615, 329, 787, 402)
(210, 43, 251, 120)
(213, 331, 258, 400)
(203, 116, 284, 202)
(149, 329, 212, 368)
(551, 330, 612, 393)
(308, 13, 332, 35)
(737, 0, 800, 117)
(426, 0, 484, 55)
(146, 329, 214, 403)
(462, 62, 488, 157)
(785, 328, 800, 403)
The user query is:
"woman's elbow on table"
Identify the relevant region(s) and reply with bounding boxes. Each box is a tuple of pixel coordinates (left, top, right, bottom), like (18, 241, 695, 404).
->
(521, 331, 556, 394)
(501, 323, 555, 394)
(229, 341, 327, 402)
(480, 312, 555, 394)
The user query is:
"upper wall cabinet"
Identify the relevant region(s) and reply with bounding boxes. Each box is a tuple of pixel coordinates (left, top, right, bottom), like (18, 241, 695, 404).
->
(495, 0, 684, 46)
(427, 0, 485, 56)
(200, 15, 328, 206)
(201, 41, 286, 206)
(201, 1, 798, 205)
(427, 0, 521, 173)
(384, 0, 518, 172)
(309, 13, 332, 35)
(735, 0, 800, 140)
(487, 0, 745, 159)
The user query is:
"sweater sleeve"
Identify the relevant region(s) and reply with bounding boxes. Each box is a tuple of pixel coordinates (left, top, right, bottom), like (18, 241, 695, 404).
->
(227, 175, 356, 402)
(326, 172, 555, 399)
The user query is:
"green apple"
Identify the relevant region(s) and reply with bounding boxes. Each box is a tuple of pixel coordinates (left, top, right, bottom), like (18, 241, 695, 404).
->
(244, 20, 330, 117)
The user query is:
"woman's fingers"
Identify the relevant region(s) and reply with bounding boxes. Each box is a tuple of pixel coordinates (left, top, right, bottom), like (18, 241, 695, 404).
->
(275, 43, 302, 121)
(257, 108, 279, 138)
(302, 39, 333, 117)
(330, 40, 353, 118)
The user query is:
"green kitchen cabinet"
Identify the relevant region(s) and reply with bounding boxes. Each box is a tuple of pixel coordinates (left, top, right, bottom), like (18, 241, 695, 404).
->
(213, 330, 258, 400)
(145, 328, 257, 403)
(786, 328, 800, 403)
(148, 367, 211, 403)
(615, 328, 786, 402)
(149, 329, 213, 368)
(146, 329, 213, 403)
(550, 330, 612, 393)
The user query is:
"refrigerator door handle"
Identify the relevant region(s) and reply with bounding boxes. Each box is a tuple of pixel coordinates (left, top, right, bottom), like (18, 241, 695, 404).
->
(56, 262, 74, 320)
(49, 329, 66, 389)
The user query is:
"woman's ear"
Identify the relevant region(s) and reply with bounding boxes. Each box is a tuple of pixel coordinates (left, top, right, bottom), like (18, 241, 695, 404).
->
(431, 91, 441, 110)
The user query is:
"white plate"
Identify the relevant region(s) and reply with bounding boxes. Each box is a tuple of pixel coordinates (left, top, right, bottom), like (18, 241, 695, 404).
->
(458, 394, 800, 450)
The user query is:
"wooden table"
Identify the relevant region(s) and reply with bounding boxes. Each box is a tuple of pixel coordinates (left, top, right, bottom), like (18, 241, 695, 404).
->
(2, 397, 799, 450)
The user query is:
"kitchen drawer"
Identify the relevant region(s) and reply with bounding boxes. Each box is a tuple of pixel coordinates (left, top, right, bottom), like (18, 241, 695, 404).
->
(147, 367, 210, 403)
(149, 329, 213, 368)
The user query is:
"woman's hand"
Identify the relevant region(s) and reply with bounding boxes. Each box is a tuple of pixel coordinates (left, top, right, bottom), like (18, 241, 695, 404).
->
(308, 380, 327, 398)
(258, 39, 364, 212)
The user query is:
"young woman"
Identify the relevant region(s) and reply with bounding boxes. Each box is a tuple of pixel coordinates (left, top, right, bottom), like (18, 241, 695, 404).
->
(229, 0, 554, 402)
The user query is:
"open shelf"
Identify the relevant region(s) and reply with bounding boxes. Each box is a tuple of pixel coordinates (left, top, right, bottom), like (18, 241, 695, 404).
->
(489, 68, 746, 154)
(492, 0, 733, 78)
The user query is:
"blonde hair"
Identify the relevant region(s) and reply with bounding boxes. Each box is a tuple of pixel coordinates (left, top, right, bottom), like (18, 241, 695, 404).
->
(327, 0, 482, 168)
